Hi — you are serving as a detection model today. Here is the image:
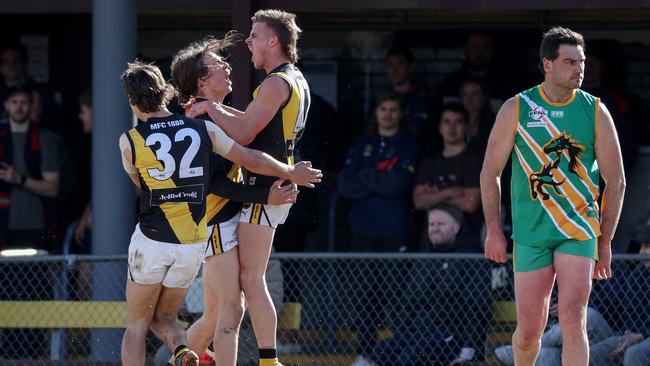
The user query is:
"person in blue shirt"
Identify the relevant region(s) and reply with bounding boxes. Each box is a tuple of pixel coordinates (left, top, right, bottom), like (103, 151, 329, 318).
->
(338, 92, 417, 366)
(339, 91, 417, 253)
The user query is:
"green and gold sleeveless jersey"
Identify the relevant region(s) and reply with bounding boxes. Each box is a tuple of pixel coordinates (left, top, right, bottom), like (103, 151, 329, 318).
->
(511, 85, 601, 246)
(247, 63, 311, 188)
(126, 115, 213, 244)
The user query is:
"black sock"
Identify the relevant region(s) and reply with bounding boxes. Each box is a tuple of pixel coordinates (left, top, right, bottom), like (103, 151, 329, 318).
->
(207, 342, 215, 352)
(259, 348, 277, 359)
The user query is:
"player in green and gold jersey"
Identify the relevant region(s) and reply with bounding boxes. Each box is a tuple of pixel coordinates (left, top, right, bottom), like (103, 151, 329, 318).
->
(480, 27, 625, 366)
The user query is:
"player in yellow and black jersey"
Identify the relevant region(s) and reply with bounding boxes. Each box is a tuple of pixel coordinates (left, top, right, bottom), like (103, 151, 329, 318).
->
(119, 60, 320, 366)
(185, 10, 315, 366)
(124, 113, 213, 244)
(171, 33, 299, 366)
(246, 62, 311, 189)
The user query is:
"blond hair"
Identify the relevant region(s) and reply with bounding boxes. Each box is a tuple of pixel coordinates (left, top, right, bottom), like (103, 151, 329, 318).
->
(252, 9, 301, 63)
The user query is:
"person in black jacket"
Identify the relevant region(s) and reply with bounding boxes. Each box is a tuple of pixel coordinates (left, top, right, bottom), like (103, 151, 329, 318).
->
(369, 203, 491, 366)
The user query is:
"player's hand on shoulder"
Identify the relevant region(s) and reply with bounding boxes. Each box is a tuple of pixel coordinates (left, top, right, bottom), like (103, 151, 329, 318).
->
(484, 228, 508, 263)
(290, 161, 323, 188)
(182, 97, 196, 113)
(268, 179, 299, 205)
(186, 100, 219, 118)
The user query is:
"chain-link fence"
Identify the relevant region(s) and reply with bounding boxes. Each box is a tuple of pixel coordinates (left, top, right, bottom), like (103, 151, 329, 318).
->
(0, 253, 648, 366)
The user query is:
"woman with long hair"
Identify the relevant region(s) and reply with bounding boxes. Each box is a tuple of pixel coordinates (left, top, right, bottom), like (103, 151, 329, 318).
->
(458, 76, 495, 156)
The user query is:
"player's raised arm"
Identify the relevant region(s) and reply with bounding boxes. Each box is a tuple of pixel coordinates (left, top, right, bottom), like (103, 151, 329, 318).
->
(221, 104, 245, 118)
(480, 96, 517, 263)
(187, 76, 289, 144)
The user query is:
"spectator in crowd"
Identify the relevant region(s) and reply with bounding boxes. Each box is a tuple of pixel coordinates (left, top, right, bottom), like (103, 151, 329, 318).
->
(338, 91, 417, 252)
(440, 33, 511, 102)
(60, 90, 93, 307)
(412, 103, 482, 233)
(0, 85, 61, 251)
(420, 201, 480, 252)
(582, 49, 639, 175)
(338, 92, 416, 366)
(73, 90, 92, 253)
(458, 76, 495, 156)
(366, 203, 490, 366)
(384, 45, 434, 142)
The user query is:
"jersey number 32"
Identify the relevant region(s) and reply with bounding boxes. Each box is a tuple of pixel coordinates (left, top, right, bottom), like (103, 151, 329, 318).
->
(145, 128, 204, 181)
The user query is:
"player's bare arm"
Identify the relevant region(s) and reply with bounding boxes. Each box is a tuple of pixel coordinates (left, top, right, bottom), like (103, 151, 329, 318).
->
(187, 76, 290, 145)
(221, 104, 245, 118)
(480, 97, 517, 263)
(119, 133, 141, 189)
(205, 122, 322, 188)
(593, 102, 626, 280)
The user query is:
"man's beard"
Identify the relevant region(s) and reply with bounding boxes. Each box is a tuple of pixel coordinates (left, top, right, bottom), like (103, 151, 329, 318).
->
(10, 113, 30, 124)
(429, 231, 455, 246)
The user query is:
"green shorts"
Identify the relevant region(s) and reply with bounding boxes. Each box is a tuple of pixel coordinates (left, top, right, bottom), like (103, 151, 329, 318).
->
(513, 238, 598, 272)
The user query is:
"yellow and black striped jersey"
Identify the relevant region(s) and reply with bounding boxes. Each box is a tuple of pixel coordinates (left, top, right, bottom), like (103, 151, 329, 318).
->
(194, 107, 269, 226)
(247, 63, 311, 188)
(124, 114, 213, 244)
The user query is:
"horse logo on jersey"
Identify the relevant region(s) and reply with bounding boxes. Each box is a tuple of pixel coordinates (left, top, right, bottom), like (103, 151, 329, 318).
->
(528, 132, 585, 201)
(542, 132, 585, 174)
(529, 155, 565, 201)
